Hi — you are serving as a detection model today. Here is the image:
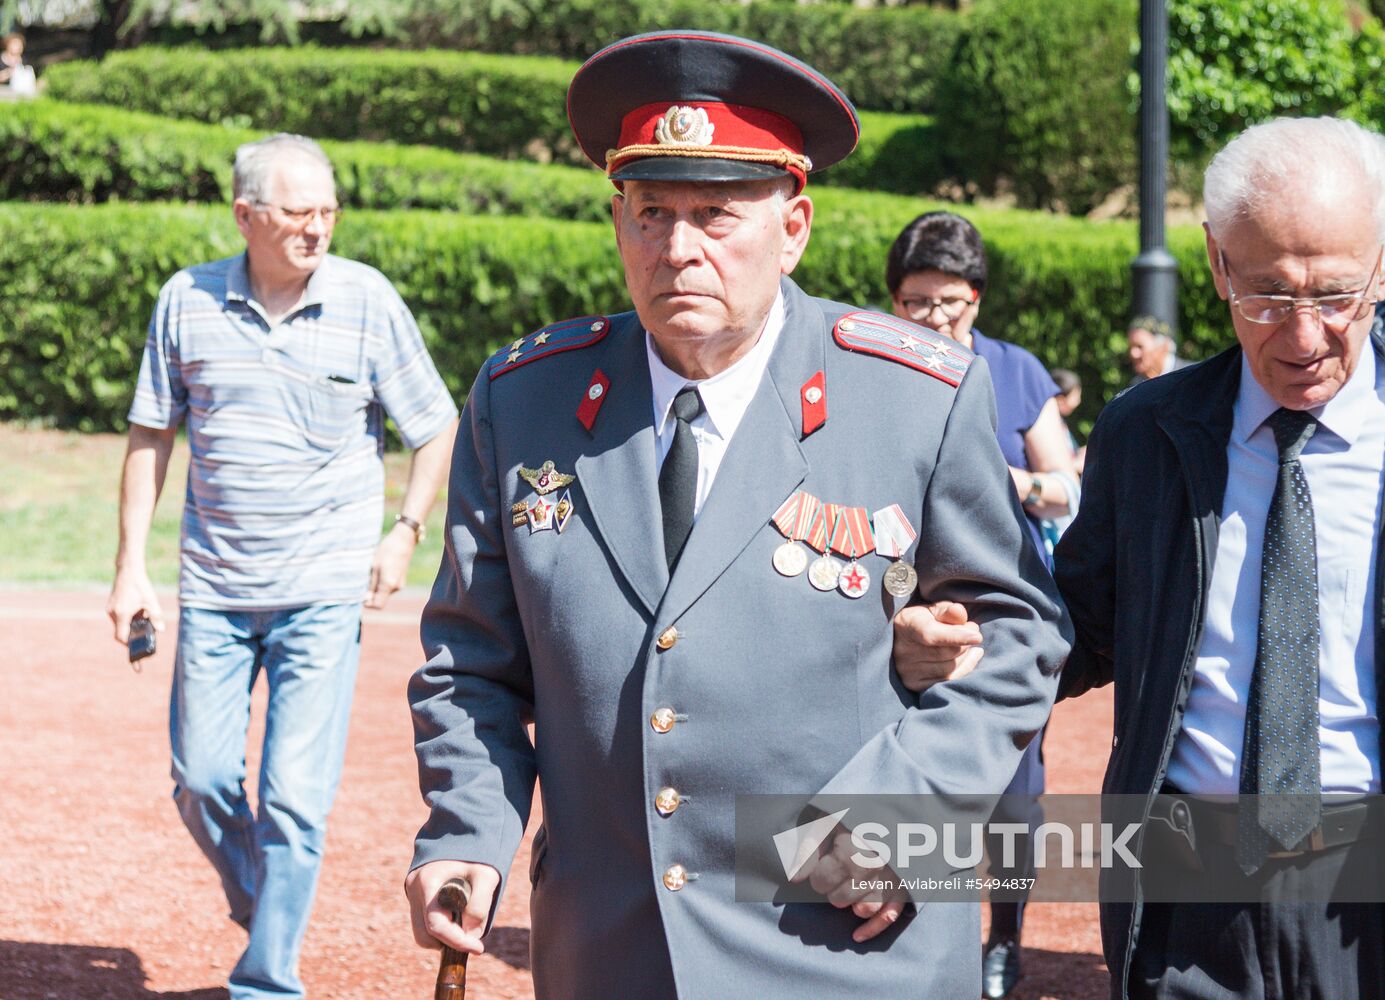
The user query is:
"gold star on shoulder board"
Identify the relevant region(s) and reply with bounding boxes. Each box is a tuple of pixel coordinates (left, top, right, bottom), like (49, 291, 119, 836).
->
(507, 350, 523, 363)
(535, 331, 552, 345)
(510, 338, 525, 351)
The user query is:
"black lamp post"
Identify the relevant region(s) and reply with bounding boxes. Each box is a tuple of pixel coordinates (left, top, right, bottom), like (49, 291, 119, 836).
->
(1131, 0, 1179, 336)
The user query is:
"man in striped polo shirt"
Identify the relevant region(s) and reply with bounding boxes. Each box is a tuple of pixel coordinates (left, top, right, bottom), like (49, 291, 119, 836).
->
(106, 133, 458, 1000)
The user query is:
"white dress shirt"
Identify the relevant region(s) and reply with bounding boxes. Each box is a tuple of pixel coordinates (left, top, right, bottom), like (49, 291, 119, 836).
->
(1168, 346, 1385, 795)
(646, 291, 785, 520)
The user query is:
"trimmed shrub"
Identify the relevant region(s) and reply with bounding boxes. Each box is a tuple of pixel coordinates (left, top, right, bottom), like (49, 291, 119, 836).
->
(144, 0, 963, 114)
(0, 99, 614, 220)
(1164, 0, 1361, 163)
(1, 200, 1228, 435)
(42, 49, 942, 194)
(933, 0, 1138, 214)
(43, 48, 581, 158)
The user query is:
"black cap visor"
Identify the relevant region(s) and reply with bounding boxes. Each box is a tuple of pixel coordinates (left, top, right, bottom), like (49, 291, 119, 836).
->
(610, 156, 791, 185)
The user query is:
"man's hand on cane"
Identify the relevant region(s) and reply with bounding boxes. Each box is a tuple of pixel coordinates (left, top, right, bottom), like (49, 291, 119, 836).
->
(407, 860, 500, 955)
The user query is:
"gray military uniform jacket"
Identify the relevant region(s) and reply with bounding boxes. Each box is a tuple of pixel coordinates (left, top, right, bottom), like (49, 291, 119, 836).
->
(411, 277, 1071, 998)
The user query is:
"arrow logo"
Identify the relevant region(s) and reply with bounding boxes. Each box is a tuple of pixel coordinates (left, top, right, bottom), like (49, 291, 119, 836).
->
(772, 808, 849, 880)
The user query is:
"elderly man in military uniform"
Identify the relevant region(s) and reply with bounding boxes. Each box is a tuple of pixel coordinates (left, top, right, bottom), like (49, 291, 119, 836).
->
(404, 30, 1070, 998)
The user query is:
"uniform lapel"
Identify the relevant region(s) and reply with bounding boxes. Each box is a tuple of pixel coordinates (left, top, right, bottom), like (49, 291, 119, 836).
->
(574, 314, 668, 617)
(657, 279, 819, 624)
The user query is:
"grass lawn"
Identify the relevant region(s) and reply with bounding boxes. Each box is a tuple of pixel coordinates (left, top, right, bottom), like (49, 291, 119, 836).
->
(0, 424, 447, 591)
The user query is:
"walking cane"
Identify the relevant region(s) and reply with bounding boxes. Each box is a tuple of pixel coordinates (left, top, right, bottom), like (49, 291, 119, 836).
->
(434, 876, 473, 1000)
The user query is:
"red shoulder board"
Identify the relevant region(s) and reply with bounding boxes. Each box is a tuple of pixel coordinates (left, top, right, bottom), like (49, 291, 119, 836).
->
(490, 316, 611, 380)
(832, 312, 972, 387)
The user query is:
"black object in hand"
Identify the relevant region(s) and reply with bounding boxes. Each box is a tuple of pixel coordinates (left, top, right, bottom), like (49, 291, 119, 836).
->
(128, 613, 157, 664)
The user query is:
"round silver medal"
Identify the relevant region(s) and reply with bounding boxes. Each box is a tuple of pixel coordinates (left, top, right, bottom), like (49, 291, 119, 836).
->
(808, 555, 843, 591)
(837, 560, 871, 599)
(773, 541, 809, 577)
(882, 560, 919, 598)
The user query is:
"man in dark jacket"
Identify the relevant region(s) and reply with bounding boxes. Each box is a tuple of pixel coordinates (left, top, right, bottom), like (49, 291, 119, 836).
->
(893, 114, 1385, 999)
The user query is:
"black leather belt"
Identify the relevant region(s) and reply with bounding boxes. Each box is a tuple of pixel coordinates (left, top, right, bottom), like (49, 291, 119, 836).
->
(1154, 788, 1380, 859)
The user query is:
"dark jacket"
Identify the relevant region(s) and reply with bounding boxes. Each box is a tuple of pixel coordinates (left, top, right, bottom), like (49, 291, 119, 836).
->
(1052, 333, 1385, 998)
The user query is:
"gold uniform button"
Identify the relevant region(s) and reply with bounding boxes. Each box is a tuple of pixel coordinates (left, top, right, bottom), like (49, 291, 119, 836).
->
(663, 863, 688, 891)
(655, 787, 681, 816)
(650, 707, 676, 734)
(656, 626, 679, 650)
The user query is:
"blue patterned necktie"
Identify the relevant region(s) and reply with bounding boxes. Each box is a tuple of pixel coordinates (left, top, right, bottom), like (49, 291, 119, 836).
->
(1237, 407, 1321, 872)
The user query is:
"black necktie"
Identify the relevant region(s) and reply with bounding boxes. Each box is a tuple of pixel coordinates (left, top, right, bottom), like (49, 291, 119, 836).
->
(659, 386, 703, 571)
(1237, 407, 1321, 871)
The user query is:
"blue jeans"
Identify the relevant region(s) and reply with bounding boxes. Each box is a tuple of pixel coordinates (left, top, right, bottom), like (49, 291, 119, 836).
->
(170, 602, 362, 1000)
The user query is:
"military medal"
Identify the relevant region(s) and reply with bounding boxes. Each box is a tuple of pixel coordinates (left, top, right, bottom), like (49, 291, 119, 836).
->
(829, 510, 874, 599)
(837, 558, 870, 598)
(808, 503, 844, 591)
(511, 501, 530, 527)
(770, 490, 822, 577)
(519, 460, 575, 496)
(808, 553, 843, 591)
(873, 504, 919, 598)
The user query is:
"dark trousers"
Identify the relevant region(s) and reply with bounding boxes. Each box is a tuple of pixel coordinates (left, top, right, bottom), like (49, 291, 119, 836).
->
(1129, 835, 1385, 1000)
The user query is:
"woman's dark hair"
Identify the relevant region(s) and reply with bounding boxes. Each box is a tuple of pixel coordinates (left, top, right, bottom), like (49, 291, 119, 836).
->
(885, 211, 988, 296)
(1050, 368, 1081, 395)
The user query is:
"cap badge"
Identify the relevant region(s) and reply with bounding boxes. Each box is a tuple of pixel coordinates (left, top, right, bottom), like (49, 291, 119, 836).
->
(655, 106, 715, 147)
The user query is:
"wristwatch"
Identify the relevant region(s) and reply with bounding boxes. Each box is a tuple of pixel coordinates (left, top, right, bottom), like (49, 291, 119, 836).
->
(1023, 474, 1044, 508)
(394, 513, 426, 542)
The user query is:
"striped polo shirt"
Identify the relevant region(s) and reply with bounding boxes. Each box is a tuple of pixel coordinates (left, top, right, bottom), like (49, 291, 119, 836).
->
(129, 253, 458, 610)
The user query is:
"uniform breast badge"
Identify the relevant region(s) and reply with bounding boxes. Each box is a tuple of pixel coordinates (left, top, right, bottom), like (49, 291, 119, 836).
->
(554, 490, 574, 533)
(514, 462, 578, 536)
(873, 504, 919, 597)
(519, 460, 576, 496)
(769, 490, 822, 577)
(527, 496, 555, 533)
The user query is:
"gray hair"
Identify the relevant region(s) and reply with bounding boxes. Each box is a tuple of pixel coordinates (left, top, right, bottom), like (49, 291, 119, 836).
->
(1204, 116, 1385, 242)
(232, 133, 335, 204)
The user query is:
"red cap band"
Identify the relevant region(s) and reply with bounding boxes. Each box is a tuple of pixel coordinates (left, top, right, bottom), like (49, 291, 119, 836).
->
(607, 101, 810, 191)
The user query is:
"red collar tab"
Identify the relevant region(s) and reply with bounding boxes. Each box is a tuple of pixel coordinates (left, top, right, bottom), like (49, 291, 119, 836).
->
(577, 368, 611, 432)
(800, 370, 827, 437)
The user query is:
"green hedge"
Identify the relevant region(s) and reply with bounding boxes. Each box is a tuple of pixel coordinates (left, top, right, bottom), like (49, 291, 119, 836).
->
(40, 49, 944, 195)
(143, 0, 963, 114)
(0, 99, 614, 221)
(2, 200, 1228, 435)
(934, 0, 1138, 214)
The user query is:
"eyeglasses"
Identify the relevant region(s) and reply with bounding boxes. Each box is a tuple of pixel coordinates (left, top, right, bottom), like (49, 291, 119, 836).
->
(893, 291, 978, 322)
(255, 203, 343, 226)
(1219, 248, 1381, 330)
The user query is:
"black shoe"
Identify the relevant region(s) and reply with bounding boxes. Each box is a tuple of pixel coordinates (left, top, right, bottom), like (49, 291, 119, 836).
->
(982, 935, 1021, 999)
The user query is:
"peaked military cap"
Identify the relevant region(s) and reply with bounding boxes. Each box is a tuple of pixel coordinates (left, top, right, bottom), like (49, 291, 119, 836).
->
(566, 30, 860, 193)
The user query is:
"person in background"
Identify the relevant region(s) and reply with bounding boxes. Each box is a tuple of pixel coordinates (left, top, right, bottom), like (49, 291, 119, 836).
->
(1050, 366, 1086, 477)
(1126, 314, 1187, 385)
(107, 133, 459, 1000)
(887, 211, 1076, 999)
(894, 114, 1385, 1000)
(0, 32, 37, 97)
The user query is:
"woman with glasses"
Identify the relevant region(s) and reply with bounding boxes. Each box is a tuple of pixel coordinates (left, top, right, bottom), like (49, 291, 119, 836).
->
(885, 210, 1077, 1000)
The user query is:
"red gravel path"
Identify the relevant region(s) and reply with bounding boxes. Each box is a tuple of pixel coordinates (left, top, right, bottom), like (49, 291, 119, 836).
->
(0, 589, 1114, 999)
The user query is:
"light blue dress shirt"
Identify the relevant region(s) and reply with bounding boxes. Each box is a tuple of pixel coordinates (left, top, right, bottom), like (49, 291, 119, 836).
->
(1168, 344, 1384, 795)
